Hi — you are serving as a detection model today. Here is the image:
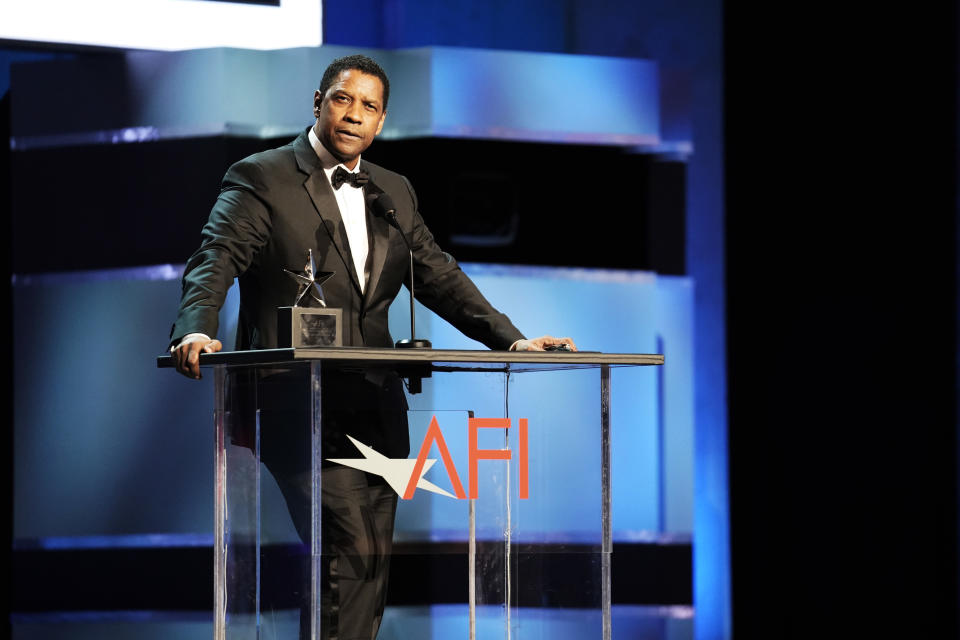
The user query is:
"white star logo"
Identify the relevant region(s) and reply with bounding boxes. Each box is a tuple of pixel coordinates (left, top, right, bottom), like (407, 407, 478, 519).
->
(327, 435, 457, 499)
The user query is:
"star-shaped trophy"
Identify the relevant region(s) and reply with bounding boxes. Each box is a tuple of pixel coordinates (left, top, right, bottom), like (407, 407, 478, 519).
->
(277, 249, 343, 348)
(283, 249, 334, 307)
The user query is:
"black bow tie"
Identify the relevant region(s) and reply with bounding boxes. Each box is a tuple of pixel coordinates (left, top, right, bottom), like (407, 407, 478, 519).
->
(331, 166, 369, 190)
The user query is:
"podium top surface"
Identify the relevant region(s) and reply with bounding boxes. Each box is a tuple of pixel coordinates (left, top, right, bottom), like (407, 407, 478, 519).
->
(156, 347, 663, 373)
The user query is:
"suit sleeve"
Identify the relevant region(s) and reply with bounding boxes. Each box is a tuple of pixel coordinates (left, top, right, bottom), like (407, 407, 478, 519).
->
(169, 160, 273, 349)
(399, 176, 525, 350)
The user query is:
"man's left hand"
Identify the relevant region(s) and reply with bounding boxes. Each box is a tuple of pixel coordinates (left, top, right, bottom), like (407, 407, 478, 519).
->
(511, 335, 577, 352)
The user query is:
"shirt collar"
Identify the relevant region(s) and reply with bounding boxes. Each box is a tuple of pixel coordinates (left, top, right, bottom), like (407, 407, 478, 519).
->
(308, 125, 361, 175)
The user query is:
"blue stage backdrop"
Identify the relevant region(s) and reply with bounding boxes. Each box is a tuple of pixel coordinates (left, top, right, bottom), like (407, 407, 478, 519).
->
(13, 263, 692, 545)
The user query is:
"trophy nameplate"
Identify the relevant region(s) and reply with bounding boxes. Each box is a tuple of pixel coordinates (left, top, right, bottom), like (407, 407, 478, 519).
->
(278, 306, 342, 348)
(277, 249, 341, 348)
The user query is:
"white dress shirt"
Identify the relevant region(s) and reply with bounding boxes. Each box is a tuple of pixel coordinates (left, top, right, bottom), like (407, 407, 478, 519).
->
(308, 126, 370, 293)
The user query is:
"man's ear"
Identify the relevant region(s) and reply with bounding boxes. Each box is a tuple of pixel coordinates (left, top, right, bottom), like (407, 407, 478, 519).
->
(313, 89, 323, 112)
(375, 110, 387, 136)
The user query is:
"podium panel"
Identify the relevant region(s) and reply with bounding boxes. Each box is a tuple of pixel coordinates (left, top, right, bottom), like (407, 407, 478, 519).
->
(214, 363, 321, 640)
(193, 349, 660, 640)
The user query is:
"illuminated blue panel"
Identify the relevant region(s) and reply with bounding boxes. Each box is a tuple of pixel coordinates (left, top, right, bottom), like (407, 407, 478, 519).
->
(12, 268, 239, 538)
(390, 264, 693, 542)
(11, 605, 692, 639)
(10, 46, 367, 141)
(428, 48, 659, 145)
(13, 263, 691, 544)
(11, 46, 663, 148)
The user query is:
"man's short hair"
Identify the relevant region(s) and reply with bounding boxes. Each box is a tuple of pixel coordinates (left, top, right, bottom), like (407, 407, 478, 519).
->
(318, 54, 390, 111)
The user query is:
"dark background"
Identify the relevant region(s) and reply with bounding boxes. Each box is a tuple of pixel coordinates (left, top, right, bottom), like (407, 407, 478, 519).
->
(725, 3, 958, 637)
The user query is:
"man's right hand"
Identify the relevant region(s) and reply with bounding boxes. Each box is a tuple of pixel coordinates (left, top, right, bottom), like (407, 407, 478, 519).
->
(173, 337, 223, 380)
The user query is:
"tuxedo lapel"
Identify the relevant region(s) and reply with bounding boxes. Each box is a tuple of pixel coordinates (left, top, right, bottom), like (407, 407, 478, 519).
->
(294, 132, 363, 296)
(363, 184, 391, 308)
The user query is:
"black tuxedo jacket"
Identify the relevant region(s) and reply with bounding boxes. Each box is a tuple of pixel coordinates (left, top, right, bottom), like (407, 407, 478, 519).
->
(170, 129, 524, 459)
(171, 129, 523, 352)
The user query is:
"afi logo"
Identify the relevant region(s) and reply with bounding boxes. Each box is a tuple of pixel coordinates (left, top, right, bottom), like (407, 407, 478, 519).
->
(327, 415, 529, 500)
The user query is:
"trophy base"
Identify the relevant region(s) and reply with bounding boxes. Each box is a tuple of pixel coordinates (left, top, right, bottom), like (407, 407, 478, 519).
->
(278, 307, 342, 348)
(396, 338, 432, 349)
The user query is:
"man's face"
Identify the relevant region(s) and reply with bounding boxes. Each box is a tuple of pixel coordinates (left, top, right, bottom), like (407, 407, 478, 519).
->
(313, 69, 386, 169)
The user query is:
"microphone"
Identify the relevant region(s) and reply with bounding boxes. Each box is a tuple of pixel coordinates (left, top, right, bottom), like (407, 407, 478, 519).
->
(369, 191, 399, 229)
(367, 191, 432, 351)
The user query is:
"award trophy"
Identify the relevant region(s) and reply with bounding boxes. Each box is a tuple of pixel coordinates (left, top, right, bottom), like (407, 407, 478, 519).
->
(277, 249, 342, 348)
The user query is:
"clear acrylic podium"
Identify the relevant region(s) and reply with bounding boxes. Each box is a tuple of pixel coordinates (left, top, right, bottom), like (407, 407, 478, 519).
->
(161, 347, 662, 640)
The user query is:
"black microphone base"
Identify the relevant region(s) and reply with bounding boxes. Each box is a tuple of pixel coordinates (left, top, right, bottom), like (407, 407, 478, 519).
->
(396, 339, 431, 394)
(396, 338, 432, 349)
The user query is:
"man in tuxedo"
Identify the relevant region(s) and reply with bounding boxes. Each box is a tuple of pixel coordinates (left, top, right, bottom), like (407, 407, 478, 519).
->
(170, 55, 573, 639)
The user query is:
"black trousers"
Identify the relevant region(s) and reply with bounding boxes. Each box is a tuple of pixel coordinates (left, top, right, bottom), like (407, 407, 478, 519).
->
(248, 367, 408, 640)
(319, 467, 397, 640)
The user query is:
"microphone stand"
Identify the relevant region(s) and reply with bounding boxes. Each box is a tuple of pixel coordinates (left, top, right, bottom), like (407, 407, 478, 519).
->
(391, 219, 432, 350)
(367, 189, 432, 392)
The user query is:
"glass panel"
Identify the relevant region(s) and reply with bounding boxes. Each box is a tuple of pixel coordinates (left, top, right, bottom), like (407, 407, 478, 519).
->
(399, 365, 610, 639)
(214, 359, 613, 640)
(259, 365, 315, 640)
(499, 367, 607, 639)
(215, 365, 262, 640)
(215, 363, 315, 640)
(402, 368, 513, 640)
